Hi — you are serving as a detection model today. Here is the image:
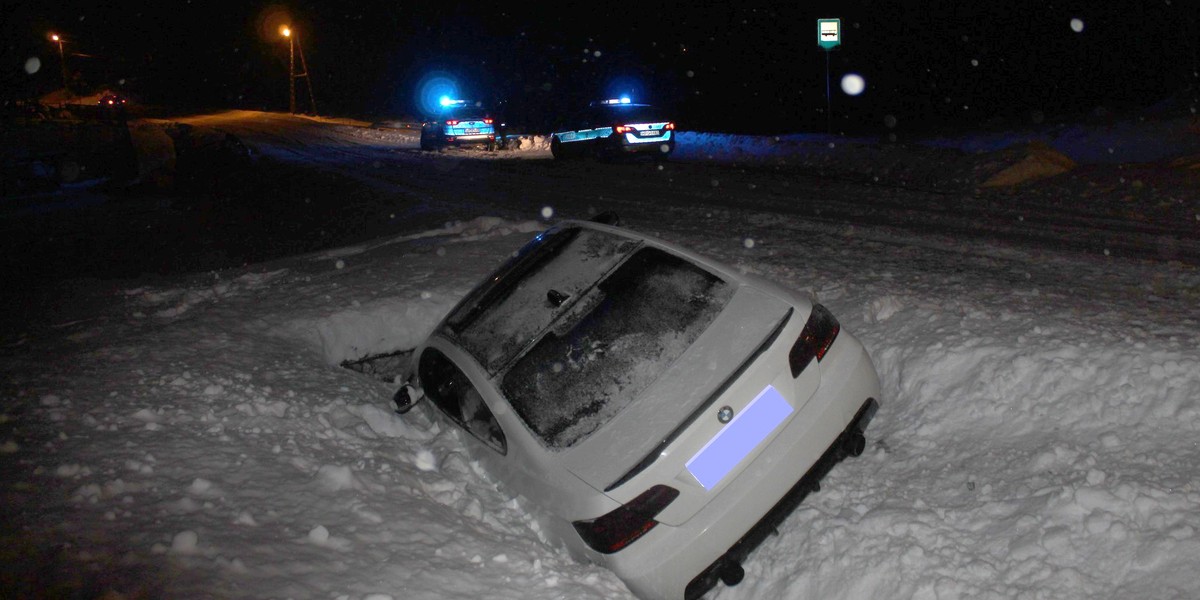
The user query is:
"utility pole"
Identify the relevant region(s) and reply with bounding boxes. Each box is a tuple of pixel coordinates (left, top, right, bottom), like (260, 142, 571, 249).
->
(50, 33, 68, 91)
(281, 26, 316, 115)
(295, 32, 317, 115)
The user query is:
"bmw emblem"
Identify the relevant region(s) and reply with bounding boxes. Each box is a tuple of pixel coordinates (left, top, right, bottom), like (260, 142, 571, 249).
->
(717, 406, 734, 424)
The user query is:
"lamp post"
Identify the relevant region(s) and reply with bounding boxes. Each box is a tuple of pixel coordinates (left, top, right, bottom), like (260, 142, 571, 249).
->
(50, 33, 67, 90)
(281, 26, 295, 114)
(280, 25, 316, 115)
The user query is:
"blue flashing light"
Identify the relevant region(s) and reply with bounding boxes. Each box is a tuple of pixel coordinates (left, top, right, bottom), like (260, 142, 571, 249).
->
(415, 72, 460, 116)
(439, 95, 453, 107)
(620, 96, 632, 104)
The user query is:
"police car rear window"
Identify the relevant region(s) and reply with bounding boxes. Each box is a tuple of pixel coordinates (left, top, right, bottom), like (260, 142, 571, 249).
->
(600, 106, 668, 123)
(445, 107, 490, 120)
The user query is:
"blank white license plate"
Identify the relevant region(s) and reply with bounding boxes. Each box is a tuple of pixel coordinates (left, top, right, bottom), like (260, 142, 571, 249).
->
(638, 129, 658, 137)
(685, 385, 793, 490)
(465, 128, 480, 134)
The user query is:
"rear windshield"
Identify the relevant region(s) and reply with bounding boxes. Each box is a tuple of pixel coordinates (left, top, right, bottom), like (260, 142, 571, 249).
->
(444, 107, 490, 121)
(499, 246, 732, 449)
(446, 227, 640, 374)
(597, 105, 669, 124)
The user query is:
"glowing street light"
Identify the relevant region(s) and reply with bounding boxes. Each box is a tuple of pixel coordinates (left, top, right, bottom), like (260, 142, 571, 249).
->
(49, 32, 67, 89)
(281, 25, 295, 113)
(279, 24, 316, 115)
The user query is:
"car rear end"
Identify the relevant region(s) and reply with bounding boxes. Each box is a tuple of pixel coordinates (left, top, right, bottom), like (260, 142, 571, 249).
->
(558, 269, 879, 599)
(604, 104, 675, 157)
(431, 106, 496, 149)
(440, 116, 495, 147)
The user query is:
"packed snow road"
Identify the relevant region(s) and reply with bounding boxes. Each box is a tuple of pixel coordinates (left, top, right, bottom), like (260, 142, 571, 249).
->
(179, 111, 1200, 266)
(2, 111, 1199, 600)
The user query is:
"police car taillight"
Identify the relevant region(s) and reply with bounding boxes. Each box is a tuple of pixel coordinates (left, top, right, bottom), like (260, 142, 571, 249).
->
(615, 124, 634, 134)
(446, 120, 459, 126)
(664, 122, 676, 130)
(484, 118, 494, 124)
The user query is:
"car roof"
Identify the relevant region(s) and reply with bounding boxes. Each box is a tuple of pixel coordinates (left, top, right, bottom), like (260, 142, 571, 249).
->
(440, 104, 490, 117)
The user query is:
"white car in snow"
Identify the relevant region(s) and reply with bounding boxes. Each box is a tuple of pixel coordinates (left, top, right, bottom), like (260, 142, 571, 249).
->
(393, 214, 880, 600)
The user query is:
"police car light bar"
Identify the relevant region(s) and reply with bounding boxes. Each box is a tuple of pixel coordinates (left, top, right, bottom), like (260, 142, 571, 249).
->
(439, 96, 468, 108)
(599, 97, 633, 105)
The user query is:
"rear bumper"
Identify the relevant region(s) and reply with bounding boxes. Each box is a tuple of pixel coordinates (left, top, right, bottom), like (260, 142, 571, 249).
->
(684, 397, 878, 599)
(445, 133, 495, 145)
(595, 339, 881, 600)
(618, 137, 674, 155)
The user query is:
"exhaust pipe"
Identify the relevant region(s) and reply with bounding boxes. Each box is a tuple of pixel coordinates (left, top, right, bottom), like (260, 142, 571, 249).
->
(839, 397, 877, 459)
(718, 559, 744, 586)
(842, 430, 866, 458)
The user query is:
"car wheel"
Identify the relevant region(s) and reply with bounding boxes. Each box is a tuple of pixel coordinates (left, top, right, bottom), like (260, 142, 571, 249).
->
(419, 133, 434, 151)
(550, 136, 566, 160)
(595, 139, 620, 162)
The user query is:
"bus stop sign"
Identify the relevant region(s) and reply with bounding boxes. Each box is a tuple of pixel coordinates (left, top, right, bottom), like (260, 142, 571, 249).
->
(818, 18, 841, 50)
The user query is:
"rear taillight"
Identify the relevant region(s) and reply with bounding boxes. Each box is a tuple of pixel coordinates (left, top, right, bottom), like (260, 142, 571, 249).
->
(788, 304, 840, 377)
(664, 122, 676, 130)
(446, 119, 459, 126)
(484, 118, 494, 124)
(573, 485, 679, 554)
(614, 124, 634, 134)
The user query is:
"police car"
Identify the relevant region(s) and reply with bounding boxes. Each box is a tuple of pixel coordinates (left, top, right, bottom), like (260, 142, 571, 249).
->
(420, 98, 497, 151)
(551, 98, 675, 160)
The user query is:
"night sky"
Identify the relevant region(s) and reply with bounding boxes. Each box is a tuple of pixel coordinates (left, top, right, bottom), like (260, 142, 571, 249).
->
(5, 1, 1198, 134)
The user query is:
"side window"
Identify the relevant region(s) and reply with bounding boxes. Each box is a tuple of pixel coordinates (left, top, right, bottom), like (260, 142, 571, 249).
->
(419, 348, 507, 454)
(562, 108, 595, 130)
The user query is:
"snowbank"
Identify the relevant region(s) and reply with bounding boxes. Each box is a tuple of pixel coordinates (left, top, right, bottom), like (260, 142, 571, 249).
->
(4, 207, 1199, 600)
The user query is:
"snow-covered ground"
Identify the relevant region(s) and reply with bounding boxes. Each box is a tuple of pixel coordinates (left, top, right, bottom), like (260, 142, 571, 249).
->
(3, 112, 1199, 599)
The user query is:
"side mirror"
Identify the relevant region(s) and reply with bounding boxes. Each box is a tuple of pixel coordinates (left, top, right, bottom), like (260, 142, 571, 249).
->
(393, 383, 424, 415)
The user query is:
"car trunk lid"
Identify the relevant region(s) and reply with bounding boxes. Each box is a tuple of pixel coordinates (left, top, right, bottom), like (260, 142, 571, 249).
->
(560, 285, 795, 495)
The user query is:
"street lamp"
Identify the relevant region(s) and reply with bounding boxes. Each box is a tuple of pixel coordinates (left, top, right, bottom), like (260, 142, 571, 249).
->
(49, 32, 67, 90)
(280, 26, 295, 113)
(279, 25, 316, 115)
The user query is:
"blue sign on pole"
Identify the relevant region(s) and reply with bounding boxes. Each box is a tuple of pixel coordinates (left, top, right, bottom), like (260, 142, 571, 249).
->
(818, 18, 842, 50)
